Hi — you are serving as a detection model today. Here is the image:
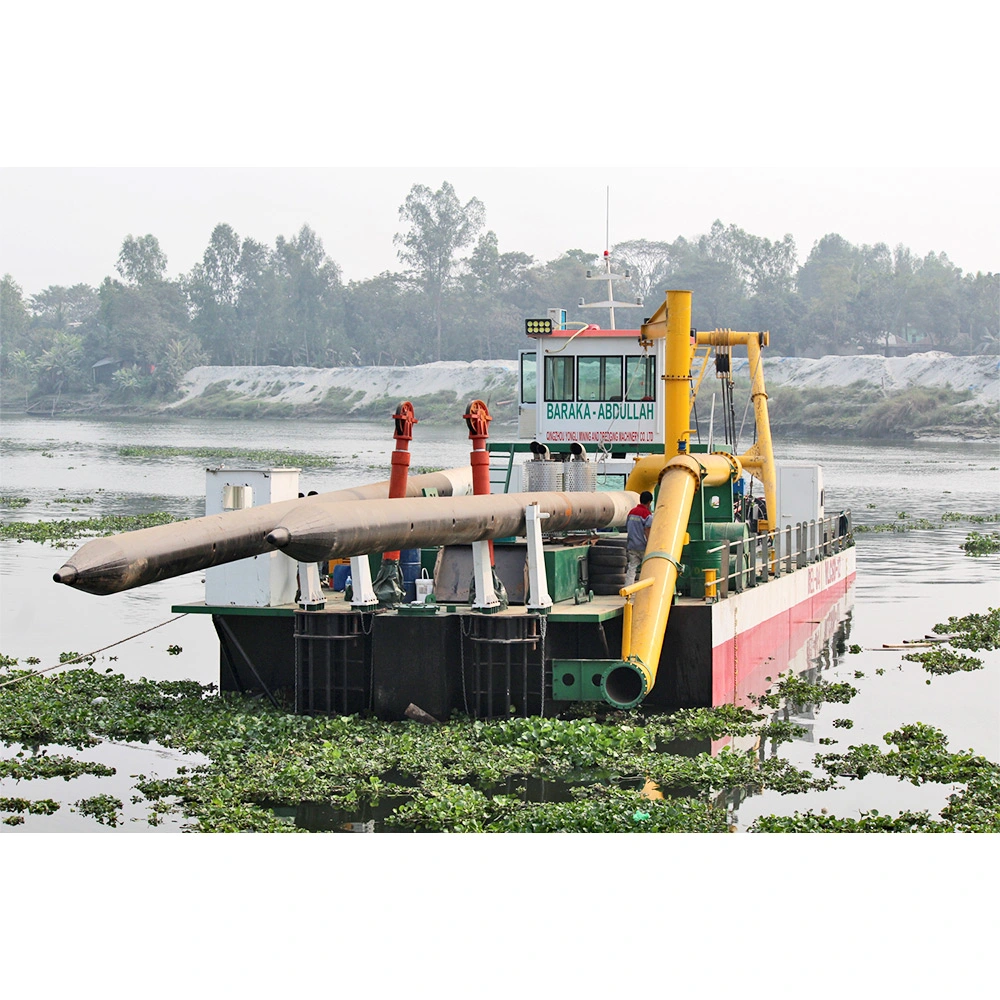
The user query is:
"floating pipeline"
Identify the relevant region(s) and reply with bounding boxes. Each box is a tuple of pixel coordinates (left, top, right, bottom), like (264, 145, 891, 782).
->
(53, 467, 473, 596)
(265, 490, 639, 563)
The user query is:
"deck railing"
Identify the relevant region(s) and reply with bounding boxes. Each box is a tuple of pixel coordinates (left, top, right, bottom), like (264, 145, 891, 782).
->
(705, 511, 852, 600)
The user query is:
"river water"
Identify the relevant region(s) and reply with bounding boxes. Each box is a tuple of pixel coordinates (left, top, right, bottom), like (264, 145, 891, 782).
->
(1, 414, 998, 831)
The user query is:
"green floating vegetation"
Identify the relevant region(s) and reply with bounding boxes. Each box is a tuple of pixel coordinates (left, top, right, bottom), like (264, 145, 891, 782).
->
(855, 518, 939, 533)
(0, 797, 60, 817)
(74, 794, 123, 827)
(856, 511, 1000, 534)
(930, 607, 999, 651)
(0, 755, 116, 781)
(750, 809, 948, 832)
(0, 496, 30, 509)
(116, 445, 334, 467)
(0, 439, 72, 454)
(941, 511, 1000, 523)
(903, 648, 984, 675)
(0, 668, 842, 833)
(384, 784, 728, 834)
(0, 511, 178, 546)
(942, 609, 1000, 648)
(751, 672, 858, 711)
(1, 609, 994, 832)
(754, 722, 1000, 832)
(893, 607, 997, 676)
(962, 531, 1000, 555)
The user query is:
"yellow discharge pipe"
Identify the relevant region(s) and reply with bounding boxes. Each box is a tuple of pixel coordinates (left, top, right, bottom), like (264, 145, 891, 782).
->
(603, 451, 741, 709)
(626, 448, 741, 499)
(695, 328, 776, 531)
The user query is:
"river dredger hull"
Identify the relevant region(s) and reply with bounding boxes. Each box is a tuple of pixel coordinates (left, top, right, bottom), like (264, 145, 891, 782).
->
(642, 545, 858, 710)
(182, 543, 857, 721)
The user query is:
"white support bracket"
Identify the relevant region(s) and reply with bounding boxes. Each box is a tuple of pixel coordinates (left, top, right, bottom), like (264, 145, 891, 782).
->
(525, 503, 552, 613)
(470, 539, 500, 612)
(349, 554, 378, 610)
(297, 561, 326, 610)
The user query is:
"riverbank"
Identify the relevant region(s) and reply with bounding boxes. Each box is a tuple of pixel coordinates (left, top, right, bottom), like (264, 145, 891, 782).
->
(3, 352, 997, 439)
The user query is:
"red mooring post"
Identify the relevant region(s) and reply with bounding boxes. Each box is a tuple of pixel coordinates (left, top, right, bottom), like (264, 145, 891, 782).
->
(383, 401, 417, 560)
(463, 399, 494, 564)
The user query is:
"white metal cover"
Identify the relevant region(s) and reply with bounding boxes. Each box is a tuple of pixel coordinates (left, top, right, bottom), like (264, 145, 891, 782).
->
(205, 468, 300, 607)
(775, 461, 825, 531)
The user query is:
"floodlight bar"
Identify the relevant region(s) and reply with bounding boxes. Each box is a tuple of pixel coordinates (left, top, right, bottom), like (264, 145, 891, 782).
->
(525, 318, 553, 335)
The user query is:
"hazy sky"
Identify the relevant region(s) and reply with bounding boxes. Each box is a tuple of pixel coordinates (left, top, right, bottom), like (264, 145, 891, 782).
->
(2, 5, 997, 297)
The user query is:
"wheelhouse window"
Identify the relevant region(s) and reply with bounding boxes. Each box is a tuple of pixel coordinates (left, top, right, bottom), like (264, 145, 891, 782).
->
(577, 355, 623, 402)
(520, 352, 536, 404)
(625, 355, 656, 401)
(544, 356, 575, 401)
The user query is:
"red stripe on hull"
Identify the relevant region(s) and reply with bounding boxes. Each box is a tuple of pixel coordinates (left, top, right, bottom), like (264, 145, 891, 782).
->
(711, 549, 857, 706)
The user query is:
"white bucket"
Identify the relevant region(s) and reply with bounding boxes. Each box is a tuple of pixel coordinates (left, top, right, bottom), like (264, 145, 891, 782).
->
(414, 568, 434, 603)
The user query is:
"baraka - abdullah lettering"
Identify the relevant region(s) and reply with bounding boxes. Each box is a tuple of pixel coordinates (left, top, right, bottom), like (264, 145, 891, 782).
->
(545, 402, 655, 421)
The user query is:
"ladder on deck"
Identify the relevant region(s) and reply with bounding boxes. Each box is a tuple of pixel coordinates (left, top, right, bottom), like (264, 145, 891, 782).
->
(488, 445, 516, 494)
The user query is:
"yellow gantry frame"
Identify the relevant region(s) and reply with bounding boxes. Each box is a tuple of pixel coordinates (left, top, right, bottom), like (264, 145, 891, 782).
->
(607, 290, 777, 705)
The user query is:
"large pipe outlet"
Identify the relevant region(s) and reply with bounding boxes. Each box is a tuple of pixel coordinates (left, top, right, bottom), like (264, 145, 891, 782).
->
(600, 661, 648, 710)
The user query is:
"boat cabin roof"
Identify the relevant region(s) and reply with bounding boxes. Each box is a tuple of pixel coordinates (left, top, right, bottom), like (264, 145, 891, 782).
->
(526, 326, 643, 341)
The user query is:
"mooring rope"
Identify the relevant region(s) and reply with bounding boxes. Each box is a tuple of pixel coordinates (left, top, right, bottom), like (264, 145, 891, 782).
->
(0, 613, 190, 690)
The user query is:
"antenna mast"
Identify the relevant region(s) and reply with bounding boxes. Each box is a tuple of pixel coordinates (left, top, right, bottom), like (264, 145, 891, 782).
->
(579, 186, 643, 330)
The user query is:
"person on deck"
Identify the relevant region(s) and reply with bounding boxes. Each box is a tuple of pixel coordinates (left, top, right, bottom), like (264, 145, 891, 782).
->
(626, 490, 654, 583)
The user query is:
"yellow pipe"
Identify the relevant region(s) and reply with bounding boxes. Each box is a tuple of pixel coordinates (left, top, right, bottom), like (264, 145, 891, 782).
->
(627, 451, 741, 498)
(602, 297, 772, 708)
(663, 290, 695, 453)
(606, 450, 742, 707)
(625, 453, 671, 497)
(602, 455, 698, 707)
(695, 329, 776, 531)
(620, 577, 656, 598)
(624, 289, 695, 497)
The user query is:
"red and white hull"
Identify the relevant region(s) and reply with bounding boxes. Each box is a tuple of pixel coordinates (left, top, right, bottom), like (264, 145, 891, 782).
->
(710, 547, 857, 706)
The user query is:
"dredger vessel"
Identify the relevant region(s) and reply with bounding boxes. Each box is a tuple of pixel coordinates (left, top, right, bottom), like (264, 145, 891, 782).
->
(54, 290, 856, 720)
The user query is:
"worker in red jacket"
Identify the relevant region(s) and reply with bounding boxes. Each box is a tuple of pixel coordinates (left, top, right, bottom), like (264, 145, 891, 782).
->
(626, 490, 654, 582)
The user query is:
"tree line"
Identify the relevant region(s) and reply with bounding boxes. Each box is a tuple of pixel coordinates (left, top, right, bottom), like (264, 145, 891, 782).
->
(2, 180, 997, 402)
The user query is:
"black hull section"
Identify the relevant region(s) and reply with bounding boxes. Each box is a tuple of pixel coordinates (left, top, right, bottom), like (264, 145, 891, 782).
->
(213, 603, 724, 720)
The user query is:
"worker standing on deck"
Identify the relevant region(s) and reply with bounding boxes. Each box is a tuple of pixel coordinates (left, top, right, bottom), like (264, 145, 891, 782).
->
(626, 490, 654, 583)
